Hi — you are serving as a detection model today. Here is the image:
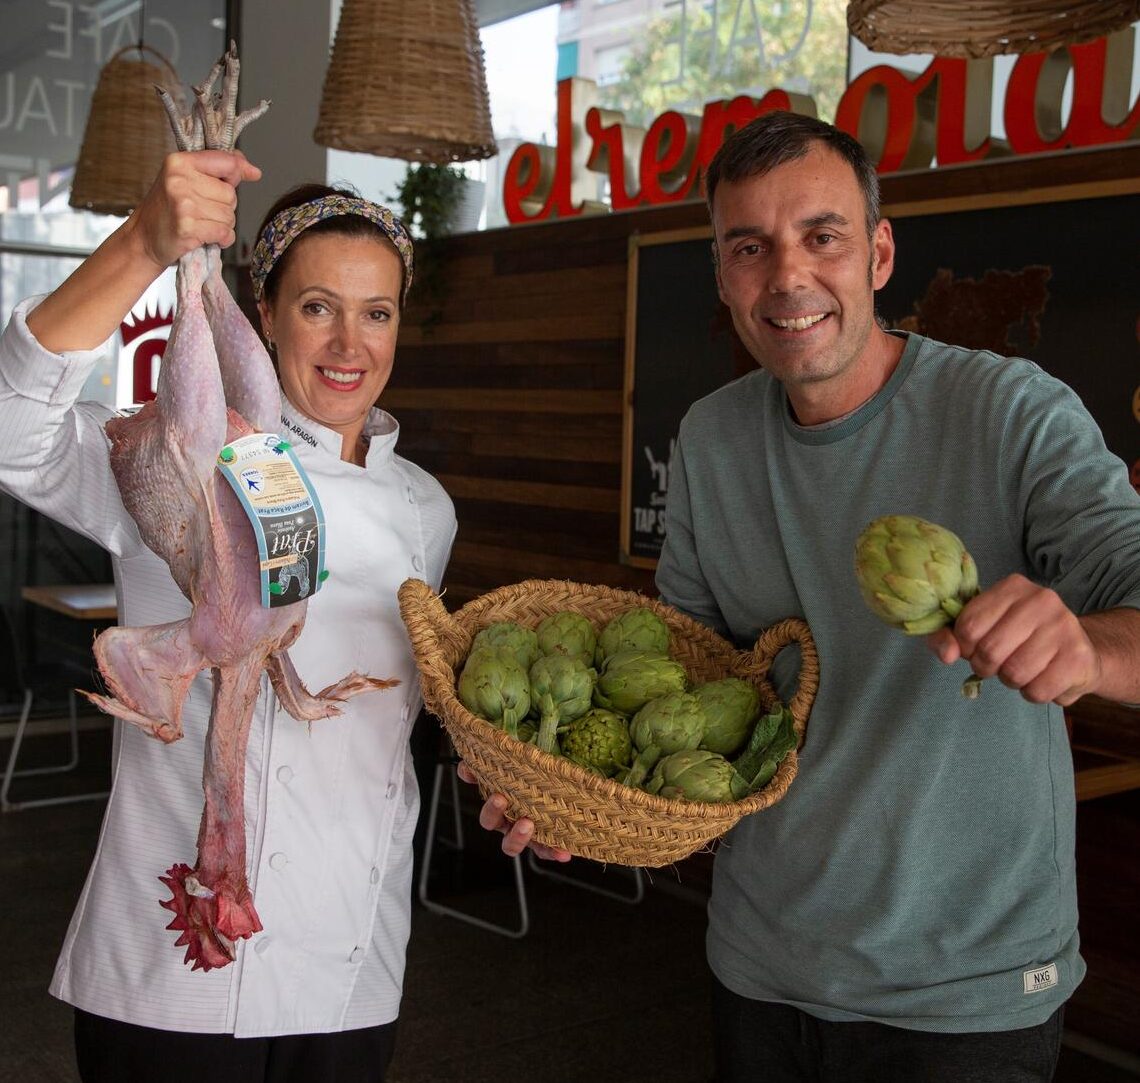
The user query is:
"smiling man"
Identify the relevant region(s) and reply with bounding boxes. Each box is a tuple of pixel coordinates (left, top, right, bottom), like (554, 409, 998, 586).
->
(653, 111, 1140, 1082)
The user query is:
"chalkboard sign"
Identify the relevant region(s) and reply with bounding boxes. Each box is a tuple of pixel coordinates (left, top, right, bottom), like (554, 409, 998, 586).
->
(621, 185, 1140, 568)
(621, 228, 739, 566)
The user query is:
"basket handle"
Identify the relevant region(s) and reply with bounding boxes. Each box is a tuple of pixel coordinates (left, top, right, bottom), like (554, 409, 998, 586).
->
(107, 43, 180, 85)
(744, 617, 818, 742)
(398, 578, 468, 672)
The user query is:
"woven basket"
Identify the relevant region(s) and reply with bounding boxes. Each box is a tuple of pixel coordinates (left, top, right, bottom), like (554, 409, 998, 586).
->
(847, 0, 1140, 59)
(399, 578, 818, 867)
(69, 45, 179, 216)
(314, 0, 497, 163)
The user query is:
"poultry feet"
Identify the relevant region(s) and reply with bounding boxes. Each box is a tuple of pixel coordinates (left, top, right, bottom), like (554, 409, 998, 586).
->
(159, 862, 264, 972)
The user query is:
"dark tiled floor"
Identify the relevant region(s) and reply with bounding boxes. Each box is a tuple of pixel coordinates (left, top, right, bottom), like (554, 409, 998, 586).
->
(1, 723, 1138, 1082)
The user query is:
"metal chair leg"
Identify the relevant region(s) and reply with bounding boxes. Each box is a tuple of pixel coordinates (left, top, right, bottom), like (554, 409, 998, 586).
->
(417, 761, 529, 938)
(1, 690, 109, 812)
(525, 849, 645, 904)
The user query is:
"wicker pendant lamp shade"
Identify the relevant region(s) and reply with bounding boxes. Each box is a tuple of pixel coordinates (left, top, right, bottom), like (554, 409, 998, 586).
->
(314, 0, 496, 163)
(69, 45, 179, 216)
(847, 0, 1140, 58)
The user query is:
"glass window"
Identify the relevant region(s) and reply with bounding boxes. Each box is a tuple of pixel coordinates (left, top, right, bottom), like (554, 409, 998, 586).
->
(1, 1, 225, 406)
(592, 0, 849, 128)
(479, 4, 561, 229)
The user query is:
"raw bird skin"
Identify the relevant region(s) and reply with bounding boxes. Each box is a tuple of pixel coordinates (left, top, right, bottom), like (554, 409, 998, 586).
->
(83, 46, 396, 972)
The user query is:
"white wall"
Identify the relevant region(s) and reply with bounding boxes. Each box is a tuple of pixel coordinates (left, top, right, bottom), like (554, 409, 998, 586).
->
(234, 0, 333, 259)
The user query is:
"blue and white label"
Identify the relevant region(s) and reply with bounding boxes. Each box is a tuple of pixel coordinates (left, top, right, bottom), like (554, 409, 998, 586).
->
(215, 433, 327, 609)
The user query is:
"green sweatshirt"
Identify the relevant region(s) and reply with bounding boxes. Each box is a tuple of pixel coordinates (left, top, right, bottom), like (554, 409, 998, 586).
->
(656, 332, 1140, 1032)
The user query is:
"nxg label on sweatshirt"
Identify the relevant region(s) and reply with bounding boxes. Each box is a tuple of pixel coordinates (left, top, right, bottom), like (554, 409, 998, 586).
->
(216, 433, 327, 609)
(1022, 963, 1059, 994)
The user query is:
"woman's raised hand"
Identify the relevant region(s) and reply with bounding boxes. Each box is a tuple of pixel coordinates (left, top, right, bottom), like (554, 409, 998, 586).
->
(26, 150, 261, 354)
(128, 150, 262, 274)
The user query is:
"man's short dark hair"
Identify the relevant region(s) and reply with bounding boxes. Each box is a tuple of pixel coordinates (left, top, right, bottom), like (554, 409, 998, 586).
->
(705, 111, 881, 237)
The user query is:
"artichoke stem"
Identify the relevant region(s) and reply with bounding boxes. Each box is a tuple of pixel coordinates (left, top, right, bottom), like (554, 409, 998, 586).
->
(501, 707, 524, 740)
(961, 673, 983, 699)
(535, 705, 560, 754)
(623, 745, 660, 789)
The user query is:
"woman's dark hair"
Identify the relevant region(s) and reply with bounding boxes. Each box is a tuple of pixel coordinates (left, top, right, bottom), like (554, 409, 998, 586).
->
(705, 112, 881, 237)
(255, 183, 408, 306)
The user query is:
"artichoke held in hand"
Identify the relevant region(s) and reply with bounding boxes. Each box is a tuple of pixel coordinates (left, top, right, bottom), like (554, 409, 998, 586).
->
(854, 514, 983, 698)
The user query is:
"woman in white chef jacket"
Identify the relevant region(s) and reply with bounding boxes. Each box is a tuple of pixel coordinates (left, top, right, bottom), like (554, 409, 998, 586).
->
(0, 148, 456, 1082)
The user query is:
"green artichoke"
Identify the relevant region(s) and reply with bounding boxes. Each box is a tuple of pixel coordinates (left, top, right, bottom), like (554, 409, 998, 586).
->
(596, 607, 670, 666)
(854, 515, 979, 634)
(470, 621, 540, 671)
(535, 611, 597, 667)
(623, 690, 706, 787)
(529, 654, 596, 753)
(693, 678, 761, 755)
(593, 649, 688, 715)
(646, 749, 738, 802)
(559, 708, 632, 778)
(457, 647, 531, 738)
(854, 514, 983, 698)
(646, 704, 798, 802)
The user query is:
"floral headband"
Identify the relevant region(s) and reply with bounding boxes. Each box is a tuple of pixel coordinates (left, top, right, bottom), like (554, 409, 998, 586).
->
(250, 194, 414, 306)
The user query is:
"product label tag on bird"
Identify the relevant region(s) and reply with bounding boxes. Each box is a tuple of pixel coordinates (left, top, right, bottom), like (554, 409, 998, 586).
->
(215, 434, 327, 608)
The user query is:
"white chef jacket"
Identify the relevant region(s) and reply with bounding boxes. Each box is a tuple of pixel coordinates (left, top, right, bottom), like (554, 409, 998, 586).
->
(0, 298, 456, 1037)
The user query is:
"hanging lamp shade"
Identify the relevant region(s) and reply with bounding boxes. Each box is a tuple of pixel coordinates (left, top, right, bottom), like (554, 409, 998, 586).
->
(847, 0, 1140, 59)
(313, 0, 496, 163)
(69, 45, 180, 216)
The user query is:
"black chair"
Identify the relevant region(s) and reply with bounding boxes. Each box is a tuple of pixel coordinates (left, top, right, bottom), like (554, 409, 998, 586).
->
(0, 605, 108, 812)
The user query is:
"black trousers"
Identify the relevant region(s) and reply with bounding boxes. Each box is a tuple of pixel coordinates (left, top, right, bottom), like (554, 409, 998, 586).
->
(712, 976, 1064, 1083)
(74, 1008, 398, 1083)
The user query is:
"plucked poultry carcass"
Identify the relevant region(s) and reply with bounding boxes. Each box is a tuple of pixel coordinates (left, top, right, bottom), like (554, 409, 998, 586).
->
(82, 46, 396, 972)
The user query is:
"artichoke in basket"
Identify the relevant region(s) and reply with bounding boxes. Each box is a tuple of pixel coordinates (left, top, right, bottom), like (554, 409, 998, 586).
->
(529, 654, 596, 753)
(536, 611, 597, 668)
(693, 677, 761, 755)
(471, 620, 540, 672)
(854, 515, 983, 698)
(646, 704, 798, 802)
(596, 607, 671, 666)
(593, 649, 688, 715)
(559, 708, 632, 778)
(457, 647, 531, 739)
(623, 690, 707, 788)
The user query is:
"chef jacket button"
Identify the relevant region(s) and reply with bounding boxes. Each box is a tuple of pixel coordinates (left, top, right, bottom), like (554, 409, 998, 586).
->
(385, 782, 397, 799)
(406, 486, 416, 504)
(400, 704, 410, 723)
(269, 851, 288, 871)
(411, 554, 424, 572)
(276, 765, 294, 784)
(254, 936, 271, 955)
(349, 947, 364, 964)
(370, 867, 380, 885)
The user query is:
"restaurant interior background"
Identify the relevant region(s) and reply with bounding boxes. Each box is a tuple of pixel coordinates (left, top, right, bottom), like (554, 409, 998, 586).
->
(1, 0, 1139, 1077)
